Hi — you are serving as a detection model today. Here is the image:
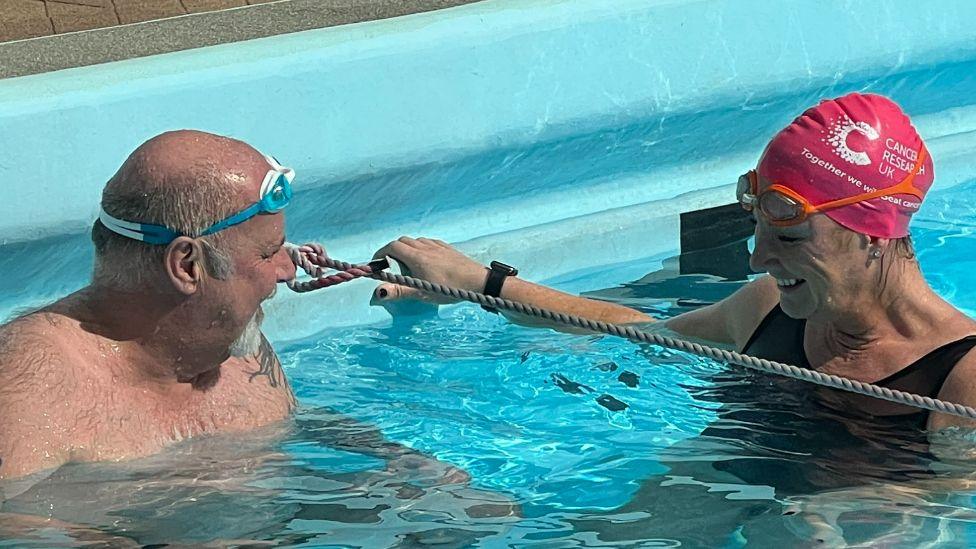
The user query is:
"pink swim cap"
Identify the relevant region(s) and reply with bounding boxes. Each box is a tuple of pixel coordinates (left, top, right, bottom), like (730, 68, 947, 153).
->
(757, 93, 934, 238)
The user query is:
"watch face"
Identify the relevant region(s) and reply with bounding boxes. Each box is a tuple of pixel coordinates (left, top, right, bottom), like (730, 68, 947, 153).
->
(490, 261, 517, 276)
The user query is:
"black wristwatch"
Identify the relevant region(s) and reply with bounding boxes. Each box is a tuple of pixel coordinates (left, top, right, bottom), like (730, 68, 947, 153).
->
(481, 260, 518, 313)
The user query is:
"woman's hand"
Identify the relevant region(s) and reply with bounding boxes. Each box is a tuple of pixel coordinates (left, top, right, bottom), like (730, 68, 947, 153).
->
(370, 237, 488, 306)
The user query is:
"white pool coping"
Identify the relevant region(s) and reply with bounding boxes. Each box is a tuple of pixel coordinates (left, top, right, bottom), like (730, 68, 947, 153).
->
(1, 0, 975, 338)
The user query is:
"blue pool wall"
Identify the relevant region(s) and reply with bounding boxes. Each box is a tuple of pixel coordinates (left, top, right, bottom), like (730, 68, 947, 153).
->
(1, 0, 976, 340)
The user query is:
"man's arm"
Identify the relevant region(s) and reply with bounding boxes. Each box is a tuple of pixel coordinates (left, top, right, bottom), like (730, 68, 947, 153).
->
(0, 512, 140, 547)
(0, 406, 68, 480)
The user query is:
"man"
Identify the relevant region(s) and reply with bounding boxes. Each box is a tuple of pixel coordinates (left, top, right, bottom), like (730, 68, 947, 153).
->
(0, 131, 476, 488)
(0, 131, 297, 479)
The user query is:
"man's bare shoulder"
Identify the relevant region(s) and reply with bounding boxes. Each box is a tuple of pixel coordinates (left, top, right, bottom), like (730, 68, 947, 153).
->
(0, 312, 88, 387)
(0, 311, 89, 377)
(0, 311, 93, 479)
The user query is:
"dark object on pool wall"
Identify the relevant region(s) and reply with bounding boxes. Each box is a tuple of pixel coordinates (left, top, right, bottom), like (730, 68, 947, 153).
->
(551, 373, 594, 395)
(675, 298, 713, 307)
(679, 202, 754, 280)
(592, 361, 618, 372)
(617, 371, 640, 388)
(596, 394, 629, 412)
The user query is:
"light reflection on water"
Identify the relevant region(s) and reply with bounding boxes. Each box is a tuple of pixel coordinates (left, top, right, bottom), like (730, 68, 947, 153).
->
(7, 294, 976, 546)
(1, 416, 521, 547)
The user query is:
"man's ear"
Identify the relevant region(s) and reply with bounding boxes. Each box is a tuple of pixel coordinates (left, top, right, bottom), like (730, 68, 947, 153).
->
(165, 237, 205, 295)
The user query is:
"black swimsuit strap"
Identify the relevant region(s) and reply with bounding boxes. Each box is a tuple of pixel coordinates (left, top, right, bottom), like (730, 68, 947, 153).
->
(741, 304, 811, 369)
(875, 335, 976, 398)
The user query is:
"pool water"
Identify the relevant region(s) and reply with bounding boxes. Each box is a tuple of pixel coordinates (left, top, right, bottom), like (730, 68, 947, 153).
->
(3, 179, 976, 547)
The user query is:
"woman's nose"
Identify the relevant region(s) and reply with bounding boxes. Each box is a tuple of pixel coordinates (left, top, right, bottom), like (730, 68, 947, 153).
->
(748, 220, 771, 273)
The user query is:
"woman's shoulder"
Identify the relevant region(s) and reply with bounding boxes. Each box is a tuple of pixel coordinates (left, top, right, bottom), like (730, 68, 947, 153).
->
(664, 276, 780, 349)
(719, 276, 782, 349)
(925, 309, 976, 431)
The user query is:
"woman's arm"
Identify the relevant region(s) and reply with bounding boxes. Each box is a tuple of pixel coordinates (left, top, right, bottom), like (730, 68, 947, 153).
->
(371, 236, 778, 346)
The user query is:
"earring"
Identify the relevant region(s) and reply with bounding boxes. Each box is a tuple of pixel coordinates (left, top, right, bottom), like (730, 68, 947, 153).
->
(870, 247, 882, 259)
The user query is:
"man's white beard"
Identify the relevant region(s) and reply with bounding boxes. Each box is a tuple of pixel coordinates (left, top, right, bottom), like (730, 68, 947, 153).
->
(229, 307, 264, 358)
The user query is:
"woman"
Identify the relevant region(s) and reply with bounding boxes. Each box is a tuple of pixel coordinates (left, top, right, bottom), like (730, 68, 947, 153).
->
(372, 92, 976, 432)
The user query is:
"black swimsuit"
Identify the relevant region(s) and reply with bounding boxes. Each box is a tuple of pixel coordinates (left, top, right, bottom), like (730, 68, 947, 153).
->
(649, 304, 976, 497)
(743, 303, 976, 425)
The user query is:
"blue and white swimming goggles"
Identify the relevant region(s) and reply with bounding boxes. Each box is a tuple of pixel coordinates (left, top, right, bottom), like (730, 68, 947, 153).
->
(99, 155, 294, 245)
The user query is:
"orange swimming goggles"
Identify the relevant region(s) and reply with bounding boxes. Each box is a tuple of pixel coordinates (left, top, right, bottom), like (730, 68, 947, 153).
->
(737, 145, 928, 227)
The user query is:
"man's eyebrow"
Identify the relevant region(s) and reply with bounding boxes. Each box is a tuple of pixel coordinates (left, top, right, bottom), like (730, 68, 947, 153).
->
(261, 236, 285, 251)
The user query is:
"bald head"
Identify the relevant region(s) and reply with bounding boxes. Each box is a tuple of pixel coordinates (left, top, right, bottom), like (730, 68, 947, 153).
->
(101, 130, 269, 234)
(93, 130, 272, 288)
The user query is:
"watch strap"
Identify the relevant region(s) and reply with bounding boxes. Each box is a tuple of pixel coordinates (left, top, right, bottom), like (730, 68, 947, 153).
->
(481, 261, 517, 313)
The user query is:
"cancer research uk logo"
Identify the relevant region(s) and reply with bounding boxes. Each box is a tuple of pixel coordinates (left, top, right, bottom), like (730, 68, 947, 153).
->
(823, 116, 880, 166)
(798, 114, 925, 209)
(797, 115, 879, 185)
(816, 115, 925, 183)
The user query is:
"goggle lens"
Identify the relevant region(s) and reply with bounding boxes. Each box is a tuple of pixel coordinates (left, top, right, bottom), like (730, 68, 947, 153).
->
(736, 171, 804, 224)
(759, 191, 802, 222)
(737, 173, 755, 211)
(261, 173, 293, 213)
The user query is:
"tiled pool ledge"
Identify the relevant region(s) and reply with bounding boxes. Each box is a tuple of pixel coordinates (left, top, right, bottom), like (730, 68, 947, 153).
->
(0, 0, 479, 79)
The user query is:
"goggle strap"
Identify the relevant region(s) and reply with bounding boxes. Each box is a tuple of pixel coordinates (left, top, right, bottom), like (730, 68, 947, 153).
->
(98, 153, 295, 245)
(99, 209, 179, 245)
(814, 144, 928, 213)
(200, 202, 263, 236)
(898, 144, 928, 191)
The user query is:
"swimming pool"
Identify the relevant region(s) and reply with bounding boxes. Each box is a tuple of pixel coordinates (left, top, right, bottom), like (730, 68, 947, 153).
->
(285, 180, 976, 547)
(4, 179, 976, 546)
(3, 0, 976, 546)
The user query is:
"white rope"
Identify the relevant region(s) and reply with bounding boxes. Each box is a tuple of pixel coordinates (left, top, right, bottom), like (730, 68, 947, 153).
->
(285, 243, 976, 422)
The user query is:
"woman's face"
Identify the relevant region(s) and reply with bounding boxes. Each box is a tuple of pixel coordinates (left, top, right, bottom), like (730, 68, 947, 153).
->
(747, 178, 874, 321)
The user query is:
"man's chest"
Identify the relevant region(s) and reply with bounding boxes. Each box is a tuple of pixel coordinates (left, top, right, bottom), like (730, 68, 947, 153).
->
(81, 347, 295, 459)
(185, 343, 297, 431)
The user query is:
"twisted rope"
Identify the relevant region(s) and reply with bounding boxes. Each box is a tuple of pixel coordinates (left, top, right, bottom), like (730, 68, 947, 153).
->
(283, 243, 976, 421)
(285, 243, 381, 293)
